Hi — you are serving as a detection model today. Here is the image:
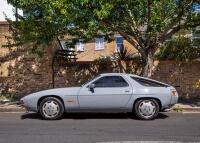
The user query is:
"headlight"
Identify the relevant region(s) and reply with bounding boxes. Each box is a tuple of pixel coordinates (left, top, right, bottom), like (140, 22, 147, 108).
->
(171, 90, 177, 96)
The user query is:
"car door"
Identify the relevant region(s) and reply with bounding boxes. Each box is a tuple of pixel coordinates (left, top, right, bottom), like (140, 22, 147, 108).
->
(77, 75, 133, 111)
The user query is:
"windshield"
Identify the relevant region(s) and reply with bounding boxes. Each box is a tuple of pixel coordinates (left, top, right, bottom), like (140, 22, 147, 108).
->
(81, 75, 100, 86)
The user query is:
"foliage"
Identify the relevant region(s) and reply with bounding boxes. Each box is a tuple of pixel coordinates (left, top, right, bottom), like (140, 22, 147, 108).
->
(173, 106, 183, 112)
(112, 44, 139, 61)
(7, 0, 200, 76)
(0, 94, 15, 102)
(94, 56, 112, 62)
(156, 36, 200, 61)
(192, 28, 200, 47)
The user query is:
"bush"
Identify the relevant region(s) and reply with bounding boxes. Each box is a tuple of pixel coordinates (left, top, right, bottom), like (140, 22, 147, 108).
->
(94, 56, 112, 62)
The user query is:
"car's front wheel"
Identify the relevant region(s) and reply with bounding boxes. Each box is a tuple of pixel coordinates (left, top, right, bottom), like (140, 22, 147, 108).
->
(134, 99, 159, 120)
(39, 97, 64, 120)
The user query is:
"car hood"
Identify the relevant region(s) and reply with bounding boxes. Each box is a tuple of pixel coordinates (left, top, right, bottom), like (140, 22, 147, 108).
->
(36, 87, 81, 96)
(23, 87, 81, 100)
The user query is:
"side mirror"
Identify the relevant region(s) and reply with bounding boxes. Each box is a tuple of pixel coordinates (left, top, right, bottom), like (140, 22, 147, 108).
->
(88, 84, 95, 89)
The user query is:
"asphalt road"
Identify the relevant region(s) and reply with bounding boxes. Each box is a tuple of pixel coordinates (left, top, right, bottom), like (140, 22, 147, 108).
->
(0, 112, 200, 143)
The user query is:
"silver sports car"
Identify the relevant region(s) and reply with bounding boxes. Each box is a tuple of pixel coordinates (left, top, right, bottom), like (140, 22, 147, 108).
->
(20, 73, 178, 120)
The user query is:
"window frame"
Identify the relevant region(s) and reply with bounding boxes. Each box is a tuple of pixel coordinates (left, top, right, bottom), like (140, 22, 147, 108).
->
(76, 39, 84, 52)
(115, 35, 124, 51)
(95, 37, 105, 50)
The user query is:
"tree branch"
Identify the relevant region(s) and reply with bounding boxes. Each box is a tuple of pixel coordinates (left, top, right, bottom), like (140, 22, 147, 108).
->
(159, 0, 194, 42)
(145, 0, 152, 48)
(98, 20, 147, 60)
(126, 7, 141, 43)
(160, 19, 200, 42)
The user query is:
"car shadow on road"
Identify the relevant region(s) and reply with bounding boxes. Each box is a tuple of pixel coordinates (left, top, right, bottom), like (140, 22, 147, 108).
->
(21, 112, 168, 120)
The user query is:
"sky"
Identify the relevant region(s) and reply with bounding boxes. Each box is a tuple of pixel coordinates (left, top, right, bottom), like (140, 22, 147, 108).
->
(0, 0, 22, 21)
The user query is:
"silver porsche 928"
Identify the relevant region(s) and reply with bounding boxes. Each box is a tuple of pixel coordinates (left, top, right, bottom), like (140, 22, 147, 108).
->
(20, 73, 178, 120)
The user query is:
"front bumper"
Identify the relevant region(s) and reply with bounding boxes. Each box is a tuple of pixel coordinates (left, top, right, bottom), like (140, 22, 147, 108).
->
(171, 95, 178, 105)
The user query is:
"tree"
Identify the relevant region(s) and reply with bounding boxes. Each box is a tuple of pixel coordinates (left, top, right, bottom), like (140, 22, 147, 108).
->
(7, 0, 200, 76)
(156, 36, 200, 61)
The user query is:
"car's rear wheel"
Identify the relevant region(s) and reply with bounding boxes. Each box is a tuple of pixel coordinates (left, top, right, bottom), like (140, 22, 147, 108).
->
(134, 99, 159, 120)
(39, 97, 64, 120)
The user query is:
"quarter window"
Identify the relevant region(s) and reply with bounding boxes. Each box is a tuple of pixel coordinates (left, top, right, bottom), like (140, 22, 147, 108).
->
(93, 76, 129, 87)
(95, 37, 104, 50)
(131, 77, 169, 87)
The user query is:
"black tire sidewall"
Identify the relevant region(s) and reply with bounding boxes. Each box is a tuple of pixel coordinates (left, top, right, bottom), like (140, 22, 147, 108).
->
(39, 97, 64, 120)
(134, 99, 159, 120)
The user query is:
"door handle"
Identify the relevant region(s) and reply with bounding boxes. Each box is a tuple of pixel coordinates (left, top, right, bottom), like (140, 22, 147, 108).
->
(125, 90, 130, 93)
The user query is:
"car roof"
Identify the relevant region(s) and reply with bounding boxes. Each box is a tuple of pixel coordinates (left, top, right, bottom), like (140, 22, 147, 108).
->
(100, 73, 140, 77)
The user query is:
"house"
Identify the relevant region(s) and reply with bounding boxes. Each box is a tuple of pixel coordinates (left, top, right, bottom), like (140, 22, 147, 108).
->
(59, 35, 138, 61)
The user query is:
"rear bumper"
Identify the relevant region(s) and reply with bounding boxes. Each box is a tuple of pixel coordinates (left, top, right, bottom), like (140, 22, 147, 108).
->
(161, 95, 178, 112)
(161, 104, 175, 112)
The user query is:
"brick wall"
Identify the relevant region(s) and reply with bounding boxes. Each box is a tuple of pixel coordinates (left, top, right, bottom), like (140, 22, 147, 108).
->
(1, 22, 200, 99)
(52, 60, 200, 99)
(152, 61, 200, 99)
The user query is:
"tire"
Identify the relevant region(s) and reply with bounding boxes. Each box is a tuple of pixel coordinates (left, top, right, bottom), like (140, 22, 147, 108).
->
(39, 97, 64, 120)
(134, 99, 159, 120)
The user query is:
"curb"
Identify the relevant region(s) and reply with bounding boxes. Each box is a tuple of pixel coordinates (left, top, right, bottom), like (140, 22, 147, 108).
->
(171, 107, 200, 113)
(0, 107, 26, 112)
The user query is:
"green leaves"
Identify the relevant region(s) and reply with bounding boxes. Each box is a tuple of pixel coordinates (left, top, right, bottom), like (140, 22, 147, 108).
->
(6, 0, 200, 60)
(94, 3, 114, 19)
(156, 36, 200, 61)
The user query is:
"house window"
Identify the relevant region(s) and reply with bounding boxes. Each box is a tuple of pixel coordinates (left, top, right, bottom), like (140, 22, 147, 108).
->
(76, 40, 84, 52)
(115, 36, 124, 51)
(95, 37, 104, 50)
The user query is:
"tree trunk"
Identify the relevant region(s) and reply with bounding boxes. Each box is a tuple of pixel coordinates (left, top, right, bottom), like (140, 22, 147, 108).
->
(142, 49, 155, 77)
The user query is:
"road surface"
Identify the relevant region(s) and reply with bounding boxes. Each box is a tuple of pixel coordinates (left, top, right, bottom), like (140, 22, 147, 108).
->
(0, 112, 200, 143)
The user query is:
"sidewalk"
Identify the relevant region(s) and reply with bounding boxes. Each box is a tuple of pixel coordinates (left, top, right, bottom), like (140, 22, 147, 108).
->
(171, 99, 200, 113)
(0, 102, 26, 112)
(0, 99, 200, 113)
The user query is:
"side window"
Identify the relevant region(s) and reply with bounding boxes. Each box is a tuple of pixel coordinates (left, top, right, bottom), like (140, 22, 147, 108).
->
(93, 76, 129, 87)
